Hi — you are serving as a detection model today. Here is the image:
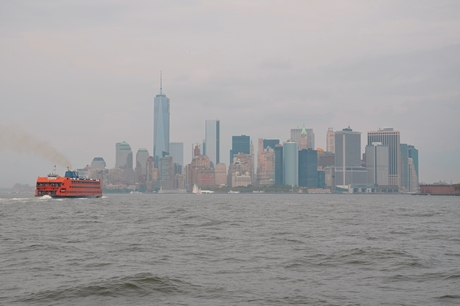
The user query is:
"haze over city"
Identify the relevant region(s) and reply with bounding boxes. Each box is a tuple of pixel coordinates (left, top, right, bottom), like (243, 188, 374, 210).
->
(1, 1, 459, 188)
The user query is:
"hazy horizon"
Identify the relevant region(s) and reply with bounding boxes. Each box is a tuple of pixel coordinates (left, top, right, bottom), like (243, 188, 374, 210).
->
(1, 1, 459, 188)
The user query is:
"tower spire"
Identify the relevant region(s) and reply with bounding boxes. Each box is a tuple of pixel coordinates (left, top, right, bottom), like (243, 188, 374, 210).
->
(160, 70, 162, 95)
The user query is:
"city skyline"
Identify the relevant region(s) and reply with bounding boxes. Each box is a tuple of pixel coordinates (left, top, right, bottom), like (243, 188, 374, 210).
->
(1, 1, 459, 187)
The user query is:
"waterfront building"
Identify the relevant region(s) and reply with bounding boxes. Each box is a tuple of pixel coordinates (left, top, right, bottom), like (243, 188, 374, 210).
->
(420, 184, 460, 195)
(298, 148, 318, 188)
(365, 143, 389, 186)
(204, 120, 220, 168)
(334, 127, 366, 186)
(283, 141, 298, 187)
(230, 135, 250, 164)
(367, 128, 401, 188)
(153, 73, 170, 166)
(326, 128, 335, 153)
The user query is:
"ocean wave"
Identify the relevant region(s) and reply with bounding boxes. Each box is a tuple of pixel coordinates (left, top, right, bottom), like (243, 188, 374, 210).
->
(16, 273, 196, 304)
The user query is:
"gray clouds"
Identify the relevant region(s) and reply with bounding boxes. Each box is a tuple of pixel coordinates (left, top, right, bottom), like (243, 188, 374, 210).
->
(1, 0, 459, 186)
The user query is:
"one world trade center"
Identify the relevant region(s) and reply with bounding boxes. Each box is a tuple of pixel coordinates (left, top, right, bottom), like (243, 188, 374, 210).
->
(153, 73, 170, 166)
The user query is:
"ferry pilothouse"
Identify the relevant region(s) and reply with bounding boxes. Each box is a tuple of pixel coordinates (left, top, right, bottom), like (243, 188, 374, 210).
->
(35, 168, 102, 198)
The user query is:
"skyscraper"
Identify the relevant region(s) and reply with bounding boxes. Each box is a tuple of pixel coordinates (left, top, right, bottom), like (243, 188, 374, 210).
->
(291, 127, 315, 149)
(115, 141, 133, 169)
(326, 128, 335, 153)
(299, 127, 308, 150)
(115, 141, 134, 184)
(153, 73, 170, 166)
(283, 141, 298, 187)
(298, 148, 318, 188)
(365, 143, 389, 185)
(274, 144, 284, 186)
(367, 128, 401, 187)
(136, 148, 150, 175)
(257, 138, 276, 186)
(335, 127, 366, 186)
(91, 157, 106, 169)
(408, 145, 419, 182)
(135, 148, 150, 183)
(401, 144, 419, 191)
(204, 120, 220, 168)
(230, 135, 250, 164)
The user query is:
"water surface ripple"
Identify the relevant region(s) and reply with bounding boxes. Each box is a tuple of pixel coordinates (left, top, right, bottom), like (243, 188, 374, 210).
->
(1, 194, 459, 305)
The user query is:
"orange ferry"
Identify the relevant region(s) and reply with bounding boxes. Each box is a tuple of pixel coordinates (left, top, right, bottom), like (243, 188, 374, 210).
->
(35, 169, 102, 198)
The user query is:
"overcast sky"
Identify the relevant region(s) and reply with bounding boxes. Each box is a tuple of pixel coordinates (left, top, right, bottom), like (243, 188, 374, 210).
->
(1, 0, 460, 187)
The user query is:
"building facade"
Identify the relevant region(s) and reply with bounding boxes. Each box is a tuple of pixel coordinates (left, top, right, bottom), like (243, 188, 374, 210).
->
(326, 127, 335, 153)
(291, 127, 315, 149)
(257, 138, 275, 186)
(365, 143, 389, 186)
(298, 148, 318, 188)
(230, 135, 250, 163)
(283, 141, 298, 187)
(274, 144, 284, 186)
(115, 141, 132, 169)
(204, 120, 220, 168)
(367, 128, 401, 188)
(334, 127, 365, 186)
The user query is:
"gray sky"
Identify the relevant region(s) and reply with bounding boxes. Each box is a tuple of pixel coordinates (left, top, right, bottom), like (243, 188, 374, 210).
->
(1, 0, 459, 187)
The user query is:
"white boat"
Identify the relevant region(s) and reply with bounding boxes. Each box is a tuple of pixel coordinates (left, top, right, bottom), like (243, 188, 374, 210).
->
(192, 184, 202, 195)
(228, 190, 240, 194)
(201, 190, 214, 194)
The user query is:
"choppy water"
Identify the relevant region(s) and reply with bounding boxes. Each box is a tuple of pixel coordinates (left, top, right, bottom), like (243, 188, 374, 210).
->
(1, 193, 459, 305)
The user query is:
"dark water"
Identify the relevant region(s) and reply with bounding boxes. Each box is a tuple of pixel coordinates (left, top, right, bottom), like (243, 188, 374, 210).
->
(1, 193, 459, 305)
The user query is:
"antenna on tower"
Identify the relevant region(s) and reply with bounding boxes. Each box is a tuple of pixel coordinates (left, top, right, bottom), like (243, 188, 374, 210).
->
(160, 70, 162, 95)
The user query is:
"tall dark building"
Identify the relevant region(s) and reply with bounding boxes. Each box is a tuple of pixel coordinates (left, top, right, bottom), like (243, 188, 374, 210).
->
(263, 139, 280, 150)
(230, 135, 250, 164)
(274, 144, 284, 186)
(298, 149, 318, 188)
